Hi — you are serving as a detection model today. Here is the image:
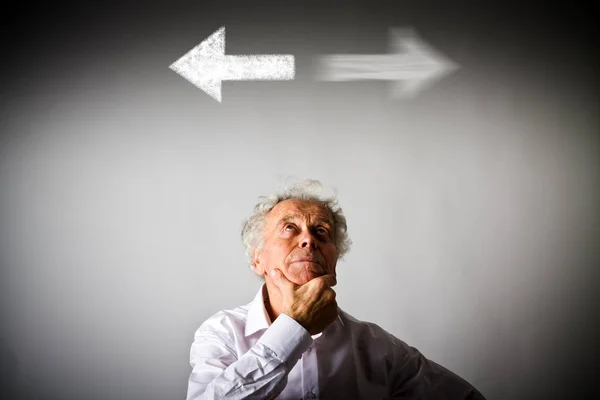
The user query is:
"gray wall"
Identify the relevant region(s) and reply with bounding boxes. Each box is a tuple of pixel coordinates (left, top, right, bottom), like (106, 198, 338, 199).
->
(1, 1, 598, 399)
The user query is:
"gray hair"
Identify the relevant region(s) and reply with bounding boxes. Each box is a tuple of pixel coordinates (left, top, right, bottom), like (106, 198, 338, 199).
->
(241, 178, 352, 270)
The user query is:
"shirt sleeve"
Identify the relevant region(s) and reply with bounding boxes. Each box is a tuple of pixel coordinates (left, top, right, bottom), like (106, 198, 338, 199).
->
(387, 335, 487, 400)
(186, 313, 313, 400)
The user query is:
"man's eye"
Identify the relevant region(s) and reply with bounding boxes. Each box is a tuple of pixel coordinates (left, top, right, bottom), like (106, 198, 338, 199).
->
(285, 225, 296, 231)
(317, 228, 328, 235)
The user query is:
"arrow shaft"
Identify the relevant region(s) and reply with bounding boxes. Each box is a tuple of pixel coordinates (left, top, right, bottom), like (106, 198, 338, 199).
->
(318, 54, 437, 81)
(220, 55, 295, 81)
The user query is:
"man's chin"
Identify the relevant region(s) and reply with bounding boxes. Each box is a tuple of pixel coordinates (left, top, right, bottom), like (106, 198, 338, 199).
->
(291, 270, 325, 285)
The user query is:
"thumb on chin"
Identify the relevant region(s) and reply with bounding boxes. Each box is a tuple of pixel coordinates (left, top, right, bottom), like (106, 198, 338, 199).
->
(270, 268, 293, 288)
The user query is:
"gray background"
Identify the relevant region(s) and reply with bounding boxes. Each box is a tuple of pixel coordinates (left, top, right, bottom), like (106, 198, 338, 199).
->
(1, 1, 598, 399)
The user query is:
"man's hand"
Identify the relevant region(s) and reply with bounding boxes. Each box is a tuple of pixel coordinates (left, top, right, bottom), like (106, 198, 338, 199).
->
(269, 269, 338, 335)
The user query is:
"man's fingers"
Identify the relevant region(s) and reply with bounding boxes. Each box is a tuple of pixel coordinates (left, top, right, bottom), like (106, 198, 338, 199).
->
(316, 274, 337, 288)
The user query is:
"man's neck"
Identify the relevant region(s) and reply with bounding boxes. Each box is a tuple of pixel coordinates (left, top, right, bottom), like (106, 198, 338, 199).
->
(263, 283, 282, 323)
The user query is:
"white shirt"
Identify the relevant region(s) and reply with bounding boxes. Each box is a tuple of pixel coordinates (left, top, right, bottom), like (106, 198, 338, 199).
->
(186, 283, 485, 400)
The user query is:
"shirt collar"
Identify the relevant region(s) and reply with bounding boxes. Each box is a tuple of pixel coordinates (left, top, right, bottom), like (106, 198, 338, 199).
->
(245, 283, 272, 336)
(245, 282, 345, 337)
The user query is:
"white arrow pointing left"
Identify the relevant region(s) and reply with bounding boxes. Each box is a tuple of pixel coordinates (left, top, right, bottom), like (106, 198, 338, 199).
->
(169, 26, 295, 102)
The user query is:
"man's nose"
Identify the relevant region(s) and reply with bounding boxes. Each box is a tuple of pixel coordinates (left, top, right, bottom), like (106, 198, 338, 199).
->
(300, 232, 318, 249)
(301, 240, 317, 249)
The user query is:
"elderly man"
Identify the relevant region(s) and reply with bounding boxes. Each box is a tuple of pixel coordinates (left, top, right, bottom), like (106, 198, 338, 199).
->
(186, 179, 486, 399)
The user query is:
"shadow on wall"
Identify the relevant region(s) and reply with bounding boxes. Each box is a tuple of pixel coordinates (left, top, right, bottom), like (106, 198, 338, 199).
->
(0, 338, 34, 400)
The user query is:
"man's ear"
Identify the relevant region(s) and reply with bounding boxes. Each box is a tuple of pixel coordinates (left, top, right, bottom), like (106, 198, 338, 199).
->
(251, 249, 265, 276)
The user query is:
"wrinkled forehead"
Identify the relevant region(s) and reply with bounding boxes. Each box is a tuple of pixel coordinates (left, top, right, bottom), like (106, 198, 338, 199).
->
(266, 199, 334, 227)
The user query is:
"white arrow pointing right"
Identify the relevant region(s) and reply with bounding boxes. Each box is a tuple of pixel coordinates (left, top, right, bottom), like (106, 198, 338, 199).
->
(316, 29, 460, 98)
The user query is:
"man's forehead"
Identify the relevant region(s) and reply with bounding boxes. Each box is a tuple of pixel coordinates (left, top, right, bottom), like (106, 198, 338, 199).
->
(268, 199, 334, 224)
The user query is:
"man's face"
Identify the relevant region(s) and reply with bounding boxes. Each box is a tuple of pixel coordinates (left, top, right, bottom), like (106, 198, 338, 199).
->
(253, 199, 338, 286)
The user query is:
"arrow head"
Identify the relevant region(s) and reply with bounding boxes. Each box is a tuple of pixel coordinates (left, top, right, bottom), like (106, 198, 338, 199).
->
(388, 28, 460, 99)
(170, 26, 226, 102)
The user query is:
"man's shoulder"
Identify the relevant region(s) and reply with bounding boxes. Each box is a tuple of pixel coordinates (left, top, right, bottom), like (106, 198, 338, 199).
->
(194, 301, 252, 337)
(338, 308, 394, 336)
(338, 309, 408, 349)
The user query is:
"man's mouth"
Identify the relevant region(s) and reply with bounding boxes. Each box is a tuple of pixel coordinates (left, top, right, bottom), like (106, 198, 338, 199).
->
(291, 259, 323, 267)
